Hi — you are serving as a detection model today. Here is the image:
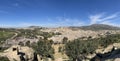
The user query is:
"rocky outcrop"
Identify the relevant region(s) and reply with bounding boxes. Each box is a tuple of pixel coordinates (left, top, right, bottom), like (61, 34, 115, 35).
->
(0, 45, 35, 61)
(91, 43, 120, 61)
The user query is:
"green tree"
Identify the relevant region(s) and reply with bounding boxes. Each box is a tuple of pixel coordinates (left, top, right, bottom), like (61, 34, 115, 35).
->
(65, 39, 97, 61)
(58, 46, 62, 52)
(33, 40, 54, 60)
(62, 37, 68, 44)
(25, 41, 30, 47)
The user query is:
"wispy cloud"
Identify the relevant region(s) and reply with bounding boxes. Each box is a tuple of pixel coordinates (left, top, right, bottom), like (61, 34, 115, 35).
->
(45, 17, 85, 27)
(89, 12, 120, 24)
(101, 21, 120, 27)
(89, 13, 104, 24)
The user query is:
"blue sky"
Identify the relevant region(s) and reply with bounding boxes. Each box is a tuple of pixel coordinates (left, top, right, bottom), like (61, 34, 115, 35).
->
(0, 0, 120, 27)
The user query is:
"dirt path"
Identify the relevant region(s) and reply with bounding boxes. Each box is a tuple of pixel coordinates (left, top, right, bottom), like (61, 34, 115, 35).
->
(11, 33, 18, 39)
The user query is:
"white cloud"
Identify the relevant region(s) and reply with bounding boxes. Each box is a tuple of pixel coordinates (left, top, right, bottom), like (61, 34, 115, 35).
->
(102, 13, 119, 20)
(101, 21, 120, 27)
(89, 12, 119, 24)
(89, 13, 104, 24)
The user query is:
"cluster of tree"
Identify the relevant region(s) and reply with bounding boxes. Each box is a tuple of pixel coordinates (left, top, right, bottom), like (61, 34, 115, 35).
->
(32, 40, 55, 60)
(18, 41, 31, 47)
(0, 28, 16, 32)
(16, 29, 38, 39)
(0, 47, 9, 52)
(62, 37, 68, 44)
(65, 39, 97, 61)
(16, 29, 61, 40)
(39, 32, 61, 40)
(65, 34, 120, 61)
(98, 34, 120, 47)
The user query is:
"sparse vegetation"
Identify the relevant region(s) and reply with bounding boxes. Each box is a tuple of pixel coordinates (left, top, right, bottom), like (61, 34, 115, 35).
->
(65, 34, 120, 61)
(0, 31, 15, 44)
(69, 24, 120, 31)
(18, 42, 24, 46)
(0, 56, 10, 61)
(0, 47, 9, 52)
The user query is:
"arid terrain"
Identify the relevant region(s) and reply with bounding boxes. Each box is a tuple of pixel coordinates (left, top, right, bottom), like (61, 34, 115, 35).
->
(0, 24, 120, 61)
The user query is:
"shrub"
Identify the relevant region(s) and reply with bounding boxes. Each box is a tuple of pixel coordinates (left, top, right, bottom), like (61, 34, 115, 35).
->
(0, 56, 10, 61)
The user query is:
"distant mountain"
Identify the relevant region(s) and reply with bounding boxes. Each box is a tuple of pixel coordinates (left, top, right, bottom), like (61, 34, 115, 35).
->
(26, 26, 48, 29)
(69, 24, 120, 31)
(28, 26, 41, 28)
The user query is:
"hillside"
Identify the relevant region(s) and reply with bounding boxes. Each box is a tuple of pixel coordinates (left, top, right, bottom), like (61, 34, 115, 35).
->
(69, 24, 120, 31)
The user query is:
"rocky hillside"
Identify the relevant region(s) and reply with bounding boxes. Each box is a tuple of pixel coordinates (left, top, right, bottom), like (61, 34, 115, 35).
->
(42, 24, 120, 42)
